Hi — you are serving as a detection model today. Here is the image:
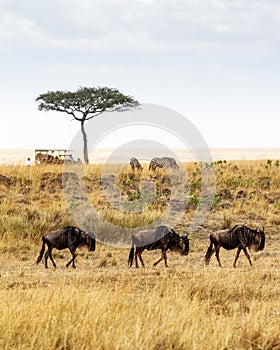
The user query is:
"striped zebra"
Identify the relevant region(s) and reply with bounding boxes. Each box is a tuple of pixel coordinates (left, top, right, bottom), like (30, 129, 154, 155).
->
(130, 157, 143, 172)
(149, 157, 179, 171)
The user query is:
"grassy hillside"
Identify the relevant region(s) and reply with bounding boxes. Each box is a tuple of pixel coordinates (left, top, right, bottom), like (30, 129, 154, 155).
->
(0, 160, 279, 349)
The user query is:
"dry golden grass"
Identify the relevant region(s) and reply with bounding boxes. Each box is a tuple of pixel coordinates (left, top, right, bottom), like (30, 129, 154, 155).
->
(0, 160, 279, 349)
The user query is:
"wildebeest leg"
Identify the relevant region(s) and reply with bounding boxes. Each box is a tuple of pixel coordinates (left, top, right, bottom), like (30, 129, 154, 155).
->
(215, 246, 222, 267)
(138, 248, 145, 268)
(138, 253, 145, 268)
(233, 247, 244, 267)
(205, 236, 215, 265)
(233, 247, 241, 267)
(135, 254, 139, 268)
(153, 250, 168, 267)
(65, 255, 76, 268)
(242, 247, 252, 267)
(135, 248, 139, 268)
(135, 248, 145, 268)
(205, 248, 215, 265)
(66, 248, 76, 268)
(153, 256, 163, 266)
(163, 250, 168, 267)
(46, 247, 56, 269)
(44, 250, 49, 268)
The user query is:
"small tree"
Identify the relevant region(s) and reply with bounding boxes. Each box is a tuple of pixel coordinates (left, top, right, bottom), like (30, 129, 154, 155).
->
(36, 86, 139, 163)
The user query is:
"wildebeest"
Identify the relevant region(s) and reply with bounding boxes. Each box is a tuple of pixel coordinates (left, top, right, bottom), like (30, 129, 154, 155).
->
(128, 225, 189, 268)
(205, 225, 265, 268)
(130, 157, 143, 172)
(35, 226, 96, 268)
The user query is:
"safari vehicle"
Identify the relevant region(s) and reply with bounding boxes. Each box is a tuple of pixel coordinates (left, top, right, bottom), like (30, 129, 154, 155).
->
(35, 149, 75, 164)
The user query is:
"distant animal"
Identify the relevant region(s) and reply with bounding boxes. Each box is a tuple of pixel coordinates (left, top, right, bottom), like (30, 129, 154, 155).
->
(162, 157, 179, 169)
(130, 157, 143, 172)
(149, 157, 179, 171)
(128, 225, 189, 268)
(35, 152, 63, 165)
(35, 226, 96, 269)
(205, 225, 265, 268)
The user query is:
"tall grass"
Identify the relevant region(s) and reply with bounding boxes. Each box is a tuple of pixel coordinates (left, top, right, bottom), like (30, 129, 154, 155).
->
(0, 263, 279, 350)
(0, 160, 279, 349)
(1, 160, 279, 241)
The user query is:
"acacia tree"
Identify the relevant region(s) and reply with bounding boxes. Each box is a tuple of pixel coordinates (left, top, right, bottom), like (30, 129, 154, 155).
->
(36, 86, 139, 163)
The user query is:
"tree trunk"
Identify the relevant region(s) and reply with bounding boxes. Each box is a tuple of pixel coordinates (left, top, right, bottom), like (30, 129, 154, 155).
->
(81, 120, 89, 164)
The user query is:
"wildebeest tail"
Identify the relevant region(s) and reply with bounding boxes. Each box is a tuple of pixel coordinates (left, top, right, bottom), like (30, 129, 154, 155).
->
(128, 235, 135, 268)
(35, 237, 46, 265)
(205, 236, 213, 264)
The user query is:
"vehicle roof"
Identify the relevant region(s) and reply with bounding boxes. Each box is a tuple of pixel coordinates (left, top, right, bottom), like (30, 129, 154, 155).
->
(35, 149, 73, 153)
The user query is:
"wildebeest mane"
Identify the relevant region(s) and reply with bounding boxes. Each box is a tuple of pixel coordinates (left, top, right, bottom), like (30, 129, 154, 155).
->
(84, 231, 96, 251)
(229, 225, 263, 248)
(166, 229, 182, 251)
(154, 225, 171, 241)
(146, 226, 174, 250)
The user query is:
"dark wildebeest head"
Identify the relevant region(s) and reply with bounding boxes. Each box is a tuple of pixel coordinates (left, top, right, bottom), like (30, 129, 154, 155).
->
(250, 226, 265, 252)
(205, 224, 265, 268)
(35, 226, 96, 269)
(128, 225, 189, 268)
(167, 232, 189, 256)
(83, 231, 96, 252)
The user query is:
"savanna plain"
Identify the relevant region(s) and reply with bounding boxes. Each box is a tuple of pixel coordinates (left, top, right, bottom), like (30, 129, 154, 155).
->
(0, 159, 279, 350)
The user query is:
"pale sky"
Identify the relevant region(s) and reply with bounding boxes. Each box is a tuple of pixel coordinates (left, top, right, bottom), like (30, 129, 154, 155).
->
(0, 0, 279, 150)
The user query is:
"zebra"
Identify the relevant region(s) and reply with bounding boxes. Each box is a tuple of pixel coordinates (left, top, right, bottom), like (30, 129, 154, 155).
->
(162, 157, 179, 169)
(149, 157, 179, 171)
(130, 157, 143, 172)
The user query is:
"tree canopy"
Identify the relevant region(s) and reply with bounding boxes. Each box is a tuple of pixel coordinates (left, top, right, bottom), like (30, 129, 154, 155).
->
(36, 86, 139, 163)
